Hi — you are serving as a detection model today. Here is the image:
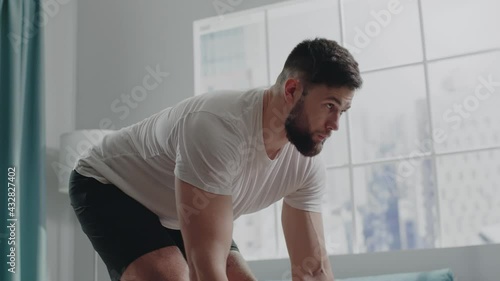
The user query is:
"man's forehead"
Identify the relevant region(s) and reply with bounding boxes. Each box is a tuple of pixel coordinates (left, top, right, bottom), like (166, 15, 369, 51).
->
(325, 95, 352, 108)
(319, 87, 354, 106)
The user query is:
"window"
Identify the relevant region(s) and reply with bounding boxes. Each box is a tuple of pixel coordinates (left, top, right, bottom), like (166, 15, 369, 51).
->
(428, 51, 500, 153)
(342, 0, 423, 71)
(267, 0, 341, 81)
(421, 0, 500, 60)
(349, 65, 429, 163)
(353, 158, 438, 252)
(437, 149, 500, 247)
(194, 11, 268, 95)
(193, 0, 500, 260)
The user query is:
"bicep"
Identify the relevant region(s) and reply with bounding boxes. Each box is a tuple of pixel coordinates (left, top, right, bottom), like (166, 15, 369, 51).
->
(175, 177, 233, 265)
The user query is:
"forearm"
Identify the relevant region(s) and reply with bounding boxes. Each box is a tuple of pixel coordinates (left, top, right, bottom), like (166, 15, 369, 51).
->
(187, 247, 229, 281)
(184, 234, 231, 280)
(175, 178, 234, 281)
(282, 203, 334, 281)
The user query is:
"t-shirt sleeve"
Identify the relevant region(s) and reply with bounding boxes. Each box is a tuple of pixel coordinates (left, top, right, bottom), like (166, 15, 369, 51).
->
(284, 156, 326, 213)
(174, 112, 242, 196)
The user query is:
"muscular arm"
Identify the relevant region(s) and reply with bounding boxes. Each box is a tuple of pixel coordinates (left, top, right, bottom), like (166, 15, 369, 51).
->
(282, 201, 334, 281)
(175, 177, 233, 281)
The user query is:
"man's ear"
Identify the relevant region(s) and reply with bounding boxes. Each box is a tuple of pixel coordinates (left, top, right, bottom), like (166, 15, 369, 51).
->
(283, 78, 303, 106)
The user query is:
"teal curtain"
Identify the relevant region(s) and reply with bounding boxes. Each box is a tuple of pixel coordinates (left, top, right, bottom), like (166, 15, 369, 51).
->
(0, 0, 47, 281)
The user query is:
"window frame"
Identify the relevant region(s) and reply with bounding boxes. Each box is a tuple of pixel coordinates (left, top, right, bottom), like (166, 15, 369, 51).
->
(193, 0, 500, 260)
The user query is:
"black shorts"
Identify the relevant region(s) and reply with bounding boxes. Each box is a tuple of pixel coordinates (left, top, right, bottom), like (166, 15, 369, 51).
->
(69, 169, 239, 281)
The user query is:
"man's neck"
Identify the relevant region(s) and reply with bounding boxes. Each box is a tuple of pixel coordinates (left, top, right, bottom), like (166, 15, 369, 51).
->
(262, 87, 289, 159)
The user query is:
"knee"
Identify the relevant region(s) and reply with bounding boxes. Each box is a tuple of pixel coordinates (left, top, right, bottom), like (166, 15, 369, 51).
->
(122, 261, 189, 281)
(121, 246, 190, 281)
(226, 252, 258, 281)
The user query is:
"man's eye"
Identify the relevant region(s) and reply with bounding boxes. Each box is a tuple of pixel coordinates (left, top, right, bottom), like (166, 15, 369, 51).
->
(326, 103, 335, 110)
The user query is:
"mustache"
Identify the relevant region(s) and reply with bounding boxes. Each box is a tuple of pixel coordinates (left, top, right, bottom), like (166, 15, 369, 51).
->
(318, 132, 331, 137)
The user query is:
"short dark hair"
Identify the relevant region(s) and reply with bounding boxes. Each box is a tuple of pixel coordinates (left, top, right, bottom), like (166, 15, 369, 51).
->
(276, 38, 362, 91)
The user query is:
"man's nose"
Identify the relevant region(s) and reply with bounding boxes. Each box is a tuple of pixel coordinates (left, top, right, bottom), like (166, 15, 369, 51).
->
(326, 113, 340, 132)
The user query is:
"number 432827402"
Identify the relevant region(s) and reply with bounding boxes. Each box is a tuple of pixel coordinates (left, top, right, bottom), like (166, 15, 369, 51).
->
(7, 167, 16, 215)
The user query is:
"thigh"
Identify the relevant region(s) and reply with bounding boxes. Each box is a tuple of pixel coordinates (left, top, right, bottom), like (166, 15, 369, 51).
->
(121, 245, 189, 281)
(69, 170, 187, 281)
(226, 250, 258, 281)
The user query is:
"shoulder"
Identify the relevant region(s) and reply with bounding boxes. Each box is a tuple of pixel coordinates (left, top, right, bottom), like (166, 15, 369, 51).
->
(179, 111, 242, 139)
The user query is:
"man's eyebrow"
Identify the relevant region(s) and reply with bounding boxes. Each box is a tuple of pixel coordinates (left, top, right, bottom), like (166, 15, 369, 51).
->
(325, 96, 351, 110)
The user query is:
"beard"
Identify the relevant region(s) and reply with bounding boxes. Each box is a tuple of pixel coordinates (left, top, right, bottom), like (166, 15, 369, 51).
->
(285, 97, 324, 157)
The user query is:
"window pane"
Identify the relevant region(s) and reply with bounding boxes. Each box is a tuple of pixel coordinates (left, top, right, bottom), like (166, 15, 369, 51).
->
(267, 0, 341, 82)
(342, 0, 423, 71)
(273, 200, 287, 259)
(421, 0, 500, 60)
(321, 118, 349, 167)
(323, 168, 354, 254)
(277, 167, 354, 257)
(353, 159, 438, 253)
(437, 149, 500, 247)
(233, 203, 277, 260)
(194, 12, 268, 95)
(350, 65, 430, 163)
(428, 51, 500, 153)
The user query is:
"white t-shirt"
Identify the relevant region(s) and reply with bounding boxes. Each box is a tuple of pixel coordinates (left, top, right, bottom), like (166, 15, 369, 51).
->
(74, 88, 326, 230)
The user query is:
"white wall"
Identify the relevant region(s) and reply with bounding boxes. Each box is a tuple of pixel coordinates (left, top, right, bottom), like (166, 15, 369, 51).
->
(75, 0, 288, 130)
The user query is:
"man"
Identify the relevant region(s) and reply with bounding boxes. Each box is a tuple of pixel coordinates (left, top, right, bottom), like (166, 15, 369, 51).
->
(69, 38, 362, 281)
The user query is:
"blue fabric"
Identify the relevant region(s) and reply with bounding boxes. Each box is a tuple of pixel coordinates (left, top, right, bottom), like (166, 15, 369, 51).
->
(266, 268, 454, 281)
(0, 0, 47, 280)
(337, 268, 454, 281)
